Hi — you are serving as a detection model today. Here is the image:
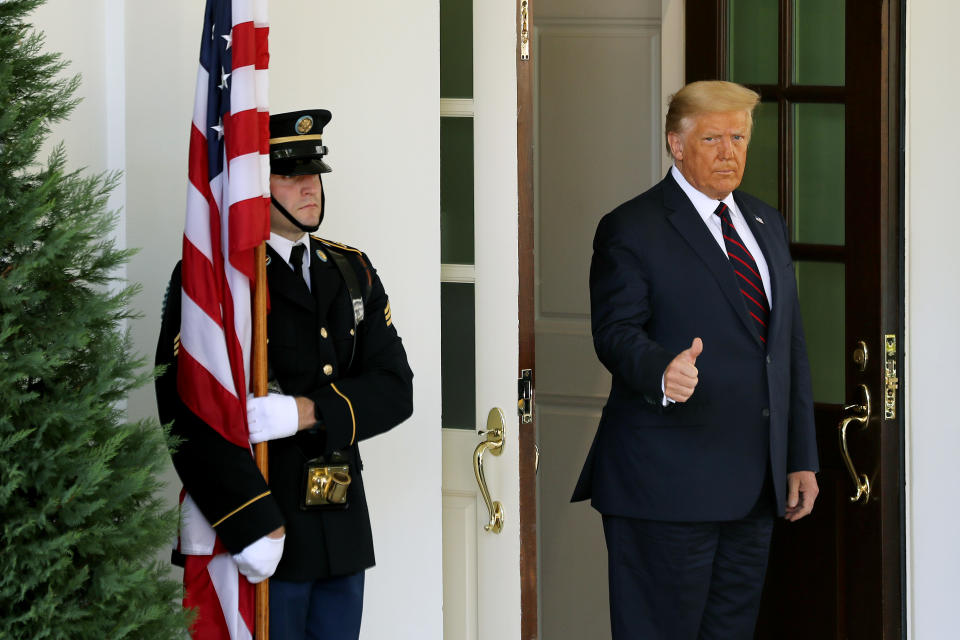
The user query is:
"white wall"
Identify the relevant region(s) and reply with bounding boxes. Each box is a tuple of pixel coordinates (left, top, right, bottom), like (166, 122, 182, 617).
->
(905, 1, 960, 637)
(32, 1, 110, 178)
(32, 0, 125, 255)
(32, 2, 442, 638)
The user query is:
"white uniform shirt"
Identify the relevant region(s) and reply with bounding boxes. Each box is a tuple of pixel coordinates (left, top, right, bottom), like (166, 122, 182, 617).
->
(267, 231, 312, 292)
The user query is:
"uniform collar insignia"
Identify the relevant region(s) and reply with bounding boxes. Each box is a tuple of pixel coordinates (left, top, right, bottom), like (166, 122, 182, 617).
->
(315, 248, 328, 263)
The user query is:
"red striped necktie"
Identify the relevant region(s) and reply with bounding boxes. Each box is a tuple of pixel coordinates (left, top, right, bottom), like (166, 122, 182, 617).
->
(714, 202, 770, 342)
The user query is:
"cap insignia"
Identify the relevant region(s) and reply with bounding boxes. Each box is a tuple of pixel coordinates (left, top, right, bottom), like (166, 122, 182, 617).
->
(295, 115, 314, 135)
(315, 249, 328, 263)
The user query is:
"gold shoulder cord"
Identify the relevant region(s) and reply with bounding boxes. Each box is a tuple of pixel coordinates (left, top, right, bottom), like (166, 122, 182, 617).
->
(329, 383, 357, 446)
(312, 235, 364, 256)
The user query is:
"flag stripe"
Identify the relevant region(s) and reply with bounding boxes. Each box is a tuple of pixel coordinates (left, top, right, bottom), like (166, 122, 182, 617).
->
(227, 66, 258, 116)
(226, 152, 266, 206)
(231, 0, 255, 25)
(181, 240, 223, 329)
(230, 22, 258, 68)
(209, 554, 255, 640)
(192, 68, 210, 131)
(180, 295, 238, 401)
(255, 27, 269, 66)
(188, 124, 214, 200)
(185, 183, 214, 259)
(229, 197, 272, 273)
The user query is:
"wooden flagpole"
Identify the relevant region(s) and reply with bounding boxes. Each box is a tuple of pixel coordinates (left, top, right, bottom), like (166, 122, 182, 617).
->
(252, 241, 270, 638)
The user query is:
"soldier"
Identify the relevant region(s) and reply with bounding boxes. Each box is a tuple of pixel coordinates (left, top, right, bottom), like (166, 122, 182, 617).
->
(156, 109, 414, 639)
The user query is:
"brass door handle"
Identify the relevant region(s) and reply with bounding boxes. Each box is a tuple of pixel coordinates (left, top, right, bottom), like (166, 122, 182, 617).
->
(838, 383, 872, 503)
(473, 408, 505, 533)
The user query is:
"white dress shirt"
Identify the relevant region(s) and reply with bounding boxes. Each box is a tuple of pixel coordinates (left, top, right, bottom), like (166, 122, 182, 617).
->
(267, 231, 312, 292)
(670, 165, 773, 304)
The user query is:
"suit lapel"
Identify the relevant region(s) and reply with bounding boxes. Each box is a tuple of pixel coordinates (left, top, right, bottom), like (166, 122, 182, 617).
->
(662, 173, 762, 346)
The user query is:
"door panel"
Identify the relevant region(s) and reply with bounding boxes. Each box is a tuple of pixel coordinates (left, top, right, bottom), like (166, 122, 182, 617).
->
(442, 430, 482, 640)
(686, 1, 903, 638)
(534, 1, 663, 638)
(439, 0, 521, 637)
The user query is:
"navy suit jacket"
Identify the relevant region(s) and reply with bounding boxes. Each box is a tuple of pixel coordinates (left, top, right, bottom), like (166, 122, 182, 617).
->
(572, 172, 819, 521)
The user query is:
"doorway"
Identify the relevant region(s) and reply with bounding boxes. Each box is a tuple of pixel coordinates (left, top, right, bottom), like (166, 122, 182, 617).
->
(533, 0, 904, 638)
(685, 0, 904, 636)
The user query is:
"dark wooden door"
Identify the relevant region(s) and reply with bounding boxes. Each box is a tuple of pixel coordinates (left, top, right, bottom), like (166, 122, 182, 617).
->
(685, 1, 904, 638)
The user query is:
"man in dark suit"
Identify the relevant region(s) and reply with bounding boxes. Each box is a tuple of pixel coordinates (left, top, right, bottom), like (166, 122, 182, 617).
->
(572, 81, 819, 639)
(156, 109, 413, 639)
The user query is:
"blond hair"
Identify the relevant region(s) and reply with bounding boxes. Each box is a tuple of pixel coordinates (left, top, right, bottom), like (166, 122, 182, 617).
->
(664, 81, 761, 154)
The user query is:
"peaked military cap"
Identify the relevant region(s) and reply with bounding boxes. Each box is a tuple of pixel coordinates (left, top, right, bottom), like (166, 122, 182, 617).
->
(269, 109, 333, 176)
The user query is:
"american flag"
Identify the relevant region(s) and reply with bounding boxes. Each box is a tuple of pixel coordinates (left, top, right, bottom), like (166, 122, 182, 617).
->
(177, 0, 270, 637)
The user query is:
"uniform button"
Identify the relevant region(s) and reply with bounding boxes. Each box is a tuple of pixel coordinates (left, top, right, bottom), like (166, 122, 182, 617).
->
(320, 327, 328, 339)
(766, 355, 772, 364)
(323, 364, 333, 376)
(349, 329, 355, 336)
(762, 408, 770, 418)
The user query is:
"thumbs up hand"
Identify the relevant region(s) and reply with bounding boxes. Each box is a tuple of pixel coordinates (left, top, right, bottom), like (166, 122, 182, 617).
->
(663, 338, 703, 403)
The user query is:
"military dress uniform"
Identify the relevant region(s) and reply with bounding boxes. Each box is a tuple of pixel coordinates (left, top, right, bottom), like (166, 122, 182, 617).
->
(155, 233, 413, 632)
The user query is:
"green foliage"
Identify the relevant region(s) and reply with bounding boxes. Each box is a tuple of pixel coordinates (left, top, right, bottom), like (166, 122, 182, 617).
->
(0, 2, 189, 637)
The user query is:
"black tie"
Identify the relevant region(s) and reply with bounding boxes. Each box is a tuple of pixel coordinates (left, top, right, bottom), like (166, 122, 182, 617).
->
(289, 243, 308, 291)
(713, 202, 770, 342)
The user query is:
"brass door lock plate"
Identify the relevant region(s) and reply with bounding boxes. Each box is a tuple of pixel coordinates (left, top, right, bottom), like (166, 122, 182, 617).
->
(884, 334, 898, 420)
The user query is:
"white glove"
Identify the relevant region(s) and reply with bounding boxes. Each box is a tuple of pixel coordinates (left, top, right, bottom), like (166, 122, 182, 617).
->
(247, 393, 298, 444)
(232, 533, 285, 584)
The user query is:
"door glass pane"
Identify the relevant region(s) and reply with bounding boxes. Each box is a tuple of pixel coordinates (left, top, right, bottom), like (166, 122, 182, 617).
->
(728, 0, 778, 85)
(793, 103, 844, 245)
(794, 0, 845, 86)
(795, 261, 845, 404)
(441, 117, 475, 264)
(740, 101, 778, 208)
(440, 0, 473, 98)
(441, 282, 476, 429)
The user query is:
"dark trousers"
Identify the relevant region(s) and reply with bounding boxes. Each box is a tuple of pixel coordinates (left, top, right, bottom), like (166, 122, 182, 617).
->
(268, 571, 365, 640)
(602, 492, 775, 640)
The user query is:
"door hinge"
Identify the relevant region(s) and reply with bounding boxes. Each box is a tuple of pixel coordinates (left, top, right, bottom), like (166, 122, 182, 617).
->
(884, 334, 898, 420)
(519, 0, 530, 61)
(518, 368, 533, 423)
